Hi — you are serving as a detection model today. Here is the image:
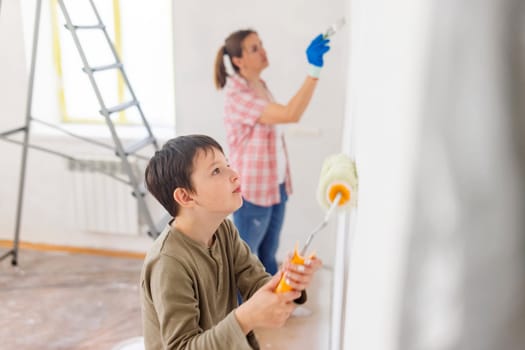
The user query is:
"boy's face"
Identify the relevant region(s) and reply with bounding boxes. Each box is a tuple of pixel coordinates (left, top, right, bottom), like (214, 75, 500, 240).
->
(189, 147, 242, 215)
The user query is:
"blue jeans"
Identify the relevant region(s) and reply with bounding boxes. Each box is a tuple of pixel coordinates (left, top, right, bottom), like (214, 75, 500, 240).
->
(233, 183, 288, 275)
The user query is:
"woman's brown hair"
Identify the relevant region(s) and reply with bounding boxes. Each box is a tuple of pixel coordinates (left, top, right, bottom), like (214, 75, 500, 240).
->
(214, 29, 256, 89)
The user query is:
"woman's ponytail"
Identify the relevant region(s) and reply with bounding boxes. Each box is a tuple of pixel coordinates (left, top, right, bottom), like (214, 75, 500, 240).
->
(214, 30, 256, 89)
(214, 45, 228, 89)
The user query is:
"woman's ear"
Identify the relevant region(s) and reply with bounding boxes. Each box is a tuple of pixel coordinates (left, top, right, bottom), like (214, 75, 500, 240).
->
(173, 188, 194, 208)
(231, 56, 243, 70)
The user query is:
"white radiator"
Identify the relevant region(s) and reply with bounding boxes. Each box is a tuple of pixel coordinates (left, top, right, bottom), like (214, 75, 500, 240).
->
(68, 157, 141, 235)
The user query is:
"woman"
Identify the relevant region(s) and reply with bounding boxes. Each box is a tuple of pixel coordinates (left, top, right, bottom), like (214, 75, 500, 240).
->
(214, 29, 330, 275)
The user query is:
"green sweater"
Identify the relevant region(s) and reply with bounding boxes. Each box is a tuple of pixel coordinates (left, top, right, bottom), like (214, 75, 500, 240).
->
(140, 218, 271, 349)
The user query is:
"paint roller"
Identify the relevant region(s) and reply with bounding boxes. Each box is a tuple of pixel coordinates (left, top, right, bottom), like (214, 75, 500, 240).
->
(275, 153, 358, 293)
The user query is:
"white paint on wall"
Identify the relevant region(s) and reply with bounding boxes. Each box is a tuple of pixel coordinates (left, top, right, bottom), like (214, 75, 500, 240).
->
(334, 0, 431, 349)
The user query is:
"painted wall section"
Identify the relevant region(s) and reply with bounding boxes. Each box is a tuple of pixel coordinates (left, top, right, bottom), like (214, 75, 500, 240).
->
(333, 0, 431, 349)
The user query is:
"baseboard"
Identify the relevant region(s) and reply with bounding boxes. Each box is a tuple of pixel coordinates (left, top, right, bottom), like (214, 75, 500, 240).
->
(0, 240, 145, 260)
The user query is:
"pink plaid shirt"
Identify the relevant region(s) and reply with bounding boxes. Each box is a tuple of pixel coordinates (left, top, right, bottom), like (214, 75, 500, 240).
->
(223, 74, 292, 206)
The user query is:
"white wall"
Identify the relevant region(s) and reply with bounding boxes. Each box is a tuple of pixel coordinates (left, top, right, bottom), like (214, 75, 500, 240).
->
(0, 0, 348, 264)
(171, 0, 349, 264)
(398, 0, 525, 349)
(334, 0, 431, 349)
(335, 0, 525, 350)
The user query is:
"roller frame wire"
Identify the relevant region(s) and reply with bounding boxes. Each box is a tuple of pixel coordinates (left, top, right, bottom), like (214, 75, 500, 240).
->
(300, 192, 343, 256)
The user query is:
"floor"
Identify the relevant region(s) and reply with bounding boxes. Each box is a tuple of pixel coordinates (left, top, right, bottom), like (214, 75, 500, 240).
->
(0, 248, 332, 350)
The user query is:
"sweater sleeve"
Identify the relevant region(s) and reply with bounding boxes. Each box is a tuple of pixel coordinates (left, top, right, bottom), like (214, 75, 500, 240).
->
(223, 219, 308, 305)
(225, 219, 272, 300)
(147, 255, 253, 350)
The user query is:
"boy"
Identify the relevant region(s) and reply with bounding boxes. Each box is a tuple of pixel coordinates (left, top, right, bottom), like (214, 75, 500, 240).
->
(140, 134, 321, 350)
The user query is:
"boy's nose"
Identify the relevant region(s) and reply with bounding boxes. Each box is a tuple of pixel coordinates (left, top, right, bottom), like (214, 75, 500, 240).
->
(230, 168, 240, 182)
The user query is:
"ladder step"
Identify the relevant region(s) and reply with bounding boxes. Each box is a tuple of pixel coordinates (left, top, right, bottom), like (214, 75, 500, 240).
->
(58, 0, 162, 242)
(103, 100, 137, 114)
(83, 63, 122, 73)
(123, 136, 156, 155)
(65, 24, 105, 30)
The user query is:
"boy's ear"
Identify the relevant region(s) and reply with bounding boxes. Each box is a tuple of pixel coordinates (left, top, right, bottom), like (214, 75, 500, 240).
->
(173, 188, 194, 208)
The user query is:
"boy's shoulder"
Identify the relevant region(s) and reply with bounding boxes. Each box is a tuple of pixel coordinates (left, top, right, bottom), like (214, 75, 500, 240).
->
(143, 225, 174, 262)
(145, 218, 238, 259)
(151, 224, 189, 259)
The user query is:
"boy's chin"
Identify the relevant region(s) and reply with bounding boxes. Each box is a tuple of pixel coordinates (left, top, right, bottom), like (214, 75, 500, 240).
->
(230, 198, 243, 212)
(234, 199, 243, 211)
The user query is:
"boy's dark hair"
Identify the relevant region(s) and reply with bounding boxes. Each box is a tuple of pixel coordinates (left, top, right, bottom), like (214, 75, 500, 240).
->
(145, 134, 224, 217)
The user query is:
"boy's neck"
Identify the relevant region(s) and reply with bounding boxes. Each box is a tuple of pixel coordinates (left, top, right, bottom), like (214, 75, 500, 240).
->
(171, 213, 223, 247)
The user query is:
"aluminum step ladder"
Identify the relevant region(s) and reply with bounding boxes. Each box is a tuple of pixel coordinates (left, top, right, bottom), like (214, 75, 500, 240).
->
(0, 0, 169, 267)
(56, 0, 169, 239)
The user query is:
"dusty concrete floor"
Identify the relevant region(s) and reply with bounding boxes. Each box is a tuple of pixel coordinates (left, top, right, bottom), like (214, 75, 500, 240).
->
(0, 248, 332, 350)
(1, 249, 144, 350)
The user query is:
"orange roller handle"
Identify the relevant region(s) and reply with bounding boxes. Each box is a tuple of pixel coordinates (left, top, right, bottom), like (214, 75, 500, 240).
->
(274, 247, 315, 293)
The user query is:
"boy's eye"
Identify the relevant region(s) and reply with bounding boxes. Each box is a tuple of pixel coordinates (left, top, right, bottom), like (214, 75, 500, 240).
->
(212, 168, 220, 175)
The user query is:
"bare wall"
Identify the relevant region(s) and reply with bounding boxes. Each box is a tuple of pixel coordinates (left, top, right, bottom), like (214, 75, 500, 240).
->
(0, 0, 348, 266)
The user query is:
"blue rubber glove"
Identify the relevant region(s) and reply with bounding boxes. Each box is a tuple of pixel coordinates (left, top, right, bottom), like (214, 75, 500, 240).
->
(306, 34, 330, 67)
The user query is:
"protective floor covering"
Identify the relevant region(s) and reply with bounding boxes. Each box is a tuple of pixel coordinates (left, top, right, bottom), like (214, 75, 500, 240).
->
(0, 248, 331, 350)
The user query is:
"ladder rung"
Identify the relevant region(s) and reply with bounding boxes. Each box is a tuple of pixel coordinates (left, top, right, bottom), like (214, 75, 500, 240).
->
(0, 126, 27, 138)
(83, 63, 122, 73)
(103, 100, 137, 114)
(65, 24, 105, 30)
(123, 136, 156, 155)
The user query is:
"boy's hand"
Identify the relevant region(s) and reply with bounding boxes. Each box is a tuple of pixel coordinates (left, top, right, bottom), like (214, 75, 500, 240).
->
(281, 254, 322, 292)
(234, 273, 301, 333)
